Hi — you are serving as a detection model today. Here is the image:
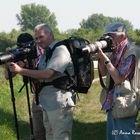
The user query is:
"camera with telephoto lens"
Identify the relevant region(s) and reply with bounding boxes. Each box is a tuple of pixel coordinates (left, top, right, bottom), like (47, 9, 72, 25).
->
(0, 37, 37, 65)
(82, 35, 114, 54)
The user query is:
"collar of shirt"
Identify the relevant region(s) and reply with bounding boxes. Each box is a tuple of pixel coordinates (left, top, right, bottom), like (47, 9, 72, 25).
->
(48, 40, 58, 50)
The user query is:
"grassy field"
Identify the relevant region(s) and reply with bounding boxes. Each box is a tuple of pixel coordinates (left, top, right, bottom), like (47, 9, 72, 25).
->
(0, 68, 139, 140)
(73, 81, 106, 140)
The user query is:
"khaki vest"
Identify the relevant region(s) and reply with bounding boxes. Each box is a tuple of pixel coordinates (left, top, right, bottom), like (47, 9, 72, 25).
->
(100, 45, 140, 108)
(124, 45, 140, 107)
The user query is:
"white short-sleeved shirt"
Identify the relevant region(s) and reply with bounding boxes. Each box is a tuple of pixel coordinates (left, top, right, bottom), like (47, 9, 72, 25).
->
(38, 40, 74, 111)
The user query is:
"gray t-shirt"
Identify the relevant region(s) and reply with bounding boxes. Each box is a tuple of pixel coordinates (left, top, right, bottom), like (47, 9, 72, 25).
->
(38, 40, 75, 111)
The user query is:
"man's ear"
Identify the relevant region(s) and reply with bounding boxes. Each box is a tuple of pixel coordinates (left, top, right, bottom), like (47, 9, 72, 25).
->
(121, 32, 126, 38)
(117, 32, 126, 42)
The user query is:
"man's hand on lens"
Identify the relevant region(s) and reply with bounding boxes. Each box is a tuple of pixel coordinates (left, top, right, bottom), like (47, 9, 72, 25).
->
(8, 62, 23, 73)
(98, 46, 109, 61)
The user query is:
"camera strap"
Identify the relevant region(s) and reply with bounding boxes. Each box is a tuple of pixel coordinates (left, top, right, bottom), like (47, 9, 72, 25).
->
(45, 47, 53, 63)
(40, 75, 74, 91)
(98, 65, 108, 90)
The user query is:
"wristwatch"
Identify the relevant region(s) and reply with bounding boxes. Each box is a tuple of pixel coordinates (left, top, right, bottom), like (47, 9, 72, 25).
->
(104, 59, 110, 65)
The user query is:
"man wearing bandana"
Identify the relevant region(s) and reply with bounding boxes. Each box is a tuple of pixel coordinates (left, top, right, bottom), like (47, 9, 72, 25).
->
(98, 22, 137, 140)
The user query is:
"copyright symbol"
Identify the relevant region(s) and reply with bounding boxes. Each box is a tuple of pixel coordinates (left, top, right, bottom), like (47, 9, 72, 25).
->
(112, 130, 118, 135)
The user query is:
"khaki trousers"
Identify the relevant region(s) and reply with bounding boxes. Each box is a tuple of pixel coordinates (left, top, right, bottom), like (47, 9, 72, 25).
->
(32, 102, 46, 140)
(43, 107, 73, 140)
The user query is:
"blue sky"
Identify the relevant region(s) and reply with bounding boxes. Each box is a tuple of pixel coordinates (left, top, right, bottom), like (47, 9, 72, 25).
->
(0, 0, 139, 32)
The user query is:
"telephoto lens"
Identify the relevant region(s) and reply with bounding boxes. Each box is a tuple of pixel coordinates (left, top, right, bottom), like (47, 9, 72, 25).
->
(82, 35, 113, 54)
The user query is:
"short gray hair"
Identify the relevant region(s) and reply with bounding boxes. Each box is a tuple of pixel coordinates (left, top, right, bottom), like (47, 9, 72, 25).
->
(34, 23, 53, 36)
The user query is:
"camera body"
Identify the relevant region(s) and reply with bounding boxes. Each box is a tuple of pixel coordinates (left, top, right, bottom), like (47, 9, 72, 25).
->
(98, 35, 114, 52)
(0, 41, 37, 65)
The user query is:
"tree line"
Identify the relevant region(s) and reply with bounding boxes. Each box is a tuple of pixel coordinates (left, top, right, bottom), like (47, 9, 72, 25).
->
(0, 3, 140, 52)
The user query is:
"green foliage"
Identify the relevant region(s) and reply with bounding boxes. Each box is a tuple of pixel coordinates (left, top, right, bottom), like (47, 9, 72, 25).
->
(16, 3, 57, 31)
(128, 29, 140, 46)
(0, 6, 140, 52)
(62, 28, 103, 43)
(53, 28, 71, 41)
(71, 13, 140, 45)
(80, 13, 133, 32)
(80, 14, 110, 31)
(72, 28, 104, 42)
(0, 29, 20, 52)
(0, 32, 13, 51)
(0, 29, 34, 52)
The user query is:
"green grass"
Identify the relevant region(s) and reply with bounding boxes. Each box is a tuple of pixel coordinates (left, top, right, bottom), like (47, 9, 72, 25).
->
(94, 69, 99, 79)
(0, 67, 139, 140)
(0, 68, 31, 140)
(73, 82, 106, 140)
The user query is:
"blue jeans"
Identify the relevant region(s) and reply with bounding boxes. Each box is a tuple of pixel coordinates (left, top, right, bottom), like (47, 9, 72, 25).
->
(107, 112, 137, 140)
